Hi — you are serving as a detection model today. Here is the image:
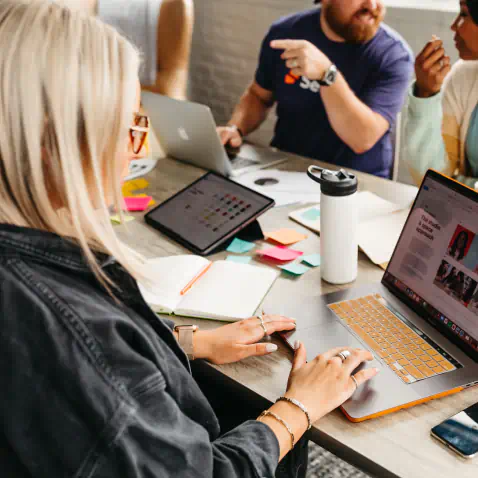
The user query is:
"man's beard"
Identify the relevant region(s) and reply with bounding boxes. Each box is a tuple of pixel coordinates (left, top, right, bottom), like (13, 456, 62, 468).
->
(323, 4, 385, 44)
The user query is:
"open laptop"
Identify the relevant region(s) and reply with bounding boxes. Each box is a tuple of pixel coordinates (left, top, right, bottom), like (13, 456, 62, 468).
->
(266, 170, 478, 422)
(141, 90, 287, 177)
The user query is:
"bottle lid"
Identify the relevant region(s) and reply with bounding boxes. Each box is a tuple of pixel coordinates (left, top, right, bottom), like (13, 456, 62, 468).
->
(307, 165, 358, 197)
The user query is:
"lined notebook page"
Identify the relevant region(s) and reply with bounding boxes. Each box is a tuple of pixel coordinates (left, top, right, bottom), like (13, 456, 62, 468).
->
(176, 261, 279, 321)
(139, 255, 210, 313)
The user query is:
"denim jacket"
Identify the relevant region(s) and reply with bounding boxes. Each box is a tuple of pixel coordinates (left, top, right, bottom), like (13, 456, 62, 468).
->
(0, 224, 279, 477)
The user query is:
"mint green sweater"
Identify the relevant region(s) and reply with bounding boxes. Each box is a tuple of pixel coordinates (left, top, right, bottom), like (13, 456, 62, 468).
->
(403, 60, 478, 188)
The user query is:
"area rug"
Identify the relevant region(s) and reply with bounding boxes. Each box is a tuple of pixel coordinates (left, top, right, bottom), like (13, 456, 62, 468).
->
(307, 443, 370, 478)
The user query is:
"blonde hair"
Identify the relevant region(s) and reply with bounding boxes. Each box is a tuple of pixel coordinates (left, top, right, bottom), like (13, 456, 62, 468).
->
(0, 0, 147, 291)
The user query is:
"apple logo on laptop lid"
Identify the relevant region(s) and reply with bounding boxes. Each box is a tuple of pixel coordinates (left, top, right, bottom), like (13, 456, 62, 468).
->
(178, 127, 190, 141)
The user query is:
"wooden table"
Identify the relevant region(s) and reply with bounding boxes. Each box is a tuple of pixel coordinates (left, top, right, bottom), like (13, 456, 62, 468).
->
(116, 152, 478, 478)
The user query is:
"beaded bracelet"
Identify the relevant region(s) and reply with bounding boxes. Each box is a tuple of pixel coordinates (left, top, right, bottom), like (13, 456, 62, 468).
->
(276, 396, 312, 431)
(258, 410, 295, 450)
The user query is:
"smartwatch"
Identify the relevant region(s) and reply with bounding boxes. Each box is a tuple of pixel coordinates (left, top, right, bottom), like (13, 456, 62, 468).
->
(174, 324, 198, 360)
(318, 64, 338, 87)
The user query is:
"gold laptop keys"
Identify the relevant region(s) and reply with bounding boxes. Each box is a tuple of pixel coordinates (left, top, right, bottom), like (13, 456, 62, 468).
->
(329, 294, 457, 384)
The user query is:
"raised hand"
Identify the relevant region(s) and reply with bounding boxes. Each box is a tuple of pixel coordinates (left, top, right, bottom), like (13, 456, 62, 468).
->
(270, 39, 333, 81)
(415, 36, 451, 98)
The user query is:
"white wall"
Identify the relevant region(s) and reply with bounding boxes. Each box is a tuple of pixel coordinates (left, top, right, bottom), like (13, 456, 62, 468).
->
(188, 0, 459, 183)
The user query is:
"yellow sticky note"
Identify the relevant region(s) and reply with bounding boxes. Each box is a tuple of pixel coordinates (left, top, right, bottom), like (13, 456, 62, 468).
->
(265, 228, 308, 246)
(110, 214, 135, 225)
(122, 178, 149, 196)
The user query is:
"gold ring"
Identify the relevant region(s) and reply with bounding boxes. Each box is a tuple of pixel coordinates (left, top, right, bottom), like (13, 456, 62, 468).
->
(257, 315, 268, 337)
(351, 374, 359, 391)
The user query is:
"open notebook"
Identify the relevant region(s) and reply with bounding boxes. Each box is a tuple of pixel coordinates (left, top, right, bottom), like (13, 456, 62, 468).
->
(139, 255, 279, 321)
(289, 191, 410, 269)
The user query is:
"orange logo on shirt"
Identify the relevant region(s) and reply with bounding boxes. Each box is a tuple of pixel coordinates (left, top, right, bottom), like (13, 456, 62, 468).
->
(285, 70, 300, 84)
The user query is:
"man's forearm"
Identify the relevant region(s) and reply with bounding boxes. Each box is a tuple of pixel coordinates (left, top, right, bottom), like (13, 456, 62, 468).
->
(321, 72, 388, 154)
(228, 89, 273, 136)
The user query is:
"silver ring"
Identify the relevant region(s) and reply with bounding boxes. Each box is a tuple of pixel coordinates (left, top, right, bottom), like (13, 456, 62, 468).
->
(337, 350, 351, 363)
(257, 316, 268, 337)
(351, 374, 359, 391)
(290, 59, 298, 68)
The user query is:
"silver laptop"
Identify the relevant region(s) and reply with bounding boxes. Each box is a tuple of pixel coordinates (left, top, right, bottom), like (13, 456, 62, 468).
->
(265, 170, 478, 422)
(141, 91, 287, 177)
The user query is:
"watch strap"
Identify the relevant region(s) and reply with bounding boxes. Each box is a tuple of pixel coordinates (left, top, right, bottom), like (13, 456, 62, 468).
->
(174, 325, 197, 360)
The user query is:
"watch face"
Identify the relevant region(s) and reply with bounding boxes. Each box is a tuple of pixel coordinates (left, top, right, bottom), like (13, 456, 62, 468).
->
(325, 66, 337, 85)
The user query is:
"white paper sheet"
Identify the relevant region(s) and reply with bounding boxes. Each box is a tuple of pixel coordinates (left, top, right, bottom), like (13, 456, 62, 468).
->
(233, 169, 321, 207)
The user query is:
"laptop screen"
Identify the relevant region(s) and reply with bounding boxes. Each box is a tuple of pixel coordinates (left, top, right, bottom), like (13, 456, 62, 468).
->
(383, 171, 478, 358)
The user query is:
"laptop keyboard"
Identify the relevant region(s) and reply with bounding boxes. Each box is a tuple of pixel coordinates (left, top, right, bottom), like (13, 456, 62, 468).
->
(329, 294, 457, 384)
(231, 156, 259, 170)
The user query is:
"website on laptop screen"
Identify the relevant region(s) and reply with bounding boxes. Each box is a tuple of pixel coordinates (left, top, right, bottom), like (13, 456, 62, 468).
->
(384, 174, 478, 354)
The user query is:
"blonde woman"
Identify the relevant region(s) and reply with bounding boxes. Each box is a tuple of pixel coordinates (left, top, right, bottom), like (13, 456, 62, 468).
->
(0, 2, 378, 477)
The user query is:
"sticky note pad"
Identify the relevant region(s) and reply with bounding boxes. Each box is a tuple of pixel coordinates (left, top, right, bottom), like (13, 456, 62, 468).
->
(226, 237, 256, 254)
(302, 254, 321, 267)
(257, 246, 303, 262)
(226, 255, 252, 264)
(302, 207, 321, 221)
(135, 193, 156, 207)
(123, 196, 153, 212)
(265, 228, 308, 245)
(279, 263, 310, 276)
(122, 178, 149, 196)
(110, 214, 135, 225)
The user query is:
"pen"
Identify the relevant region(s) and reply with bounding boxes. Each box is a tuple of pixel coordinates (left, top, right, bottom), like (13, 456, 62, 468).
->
(180, 262, 213, 295)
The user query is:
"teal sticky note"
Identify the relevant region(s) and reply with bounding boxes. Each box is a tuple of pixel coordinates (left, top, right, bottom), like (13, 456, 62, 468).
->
(279, 262, 310, 276)
(226, 237, 256, 254)
(226, 255, 252, 264)
(302, 207, 320, 221)
(302, 254, 321, 267)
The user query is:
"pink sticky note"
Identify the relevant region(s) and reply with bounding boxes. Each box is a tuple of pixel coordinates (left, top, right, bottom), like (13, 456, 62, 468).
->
(256, 246, 303, 262)
(123, 196, 153, 211)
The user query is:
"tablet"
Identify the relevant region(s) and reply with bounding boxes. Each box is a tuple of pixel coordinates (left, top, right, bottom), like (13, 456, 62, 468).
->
(144, 172, 275, 255)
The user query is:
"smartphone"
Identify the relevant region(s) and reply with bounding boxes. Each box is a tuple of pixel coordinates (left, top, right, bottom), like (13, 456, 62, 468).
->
(431, 402, 478, 459)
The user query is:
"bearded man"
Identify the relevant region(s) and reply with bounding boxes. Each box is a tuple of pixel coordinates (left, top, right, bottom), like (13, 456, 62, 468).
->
(217, 0, 413, 178)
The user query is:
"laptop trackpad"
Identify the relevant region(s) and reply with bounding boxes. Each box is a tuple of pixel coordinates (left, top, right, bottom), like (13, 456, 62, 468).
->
(282, 323, 377, 364)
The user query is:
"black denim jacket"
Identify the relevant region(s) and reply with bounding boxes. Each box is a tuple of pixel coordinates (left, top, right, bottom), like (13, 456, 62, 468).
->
(0, 224, 279, 477)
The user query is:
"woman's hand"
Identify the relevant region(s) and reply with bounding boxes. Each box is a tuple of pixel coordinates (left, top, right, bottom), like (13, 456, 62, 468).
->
(285, 342, 379, 423)
(414, 37, 451, 98)
(193, 315, 296, 365)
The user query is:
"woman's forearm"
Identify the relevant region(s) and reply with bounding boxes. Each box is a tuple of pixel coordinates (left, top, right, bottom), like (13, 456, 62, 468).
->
(258, 400, 312, 462)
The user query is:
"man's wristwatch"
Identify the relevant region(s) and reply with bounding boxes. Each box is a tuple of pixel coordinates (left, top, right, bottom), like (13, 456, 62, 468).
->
(174, 325, 198, 360)
(318, 64, 338, 87)
(227, 124, 244, 138)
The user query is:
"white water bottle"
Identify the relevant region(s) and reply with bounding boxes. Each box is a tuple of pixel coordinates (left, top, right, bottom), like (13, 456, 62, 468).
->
(307, 166, 358, 284)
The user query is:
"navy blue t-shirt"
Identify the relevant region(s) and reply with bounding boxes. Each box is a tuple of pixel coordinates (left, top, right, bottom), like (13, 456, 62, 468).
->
(255, 8, 413, 178)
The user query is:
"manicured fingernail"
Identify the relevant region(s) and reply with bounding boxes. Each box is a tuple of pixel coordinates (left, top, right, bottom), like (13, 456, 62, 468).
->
(294, 340, 301, 350)
(266, 344, 278, 353)
(373, 368, 381, 374)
